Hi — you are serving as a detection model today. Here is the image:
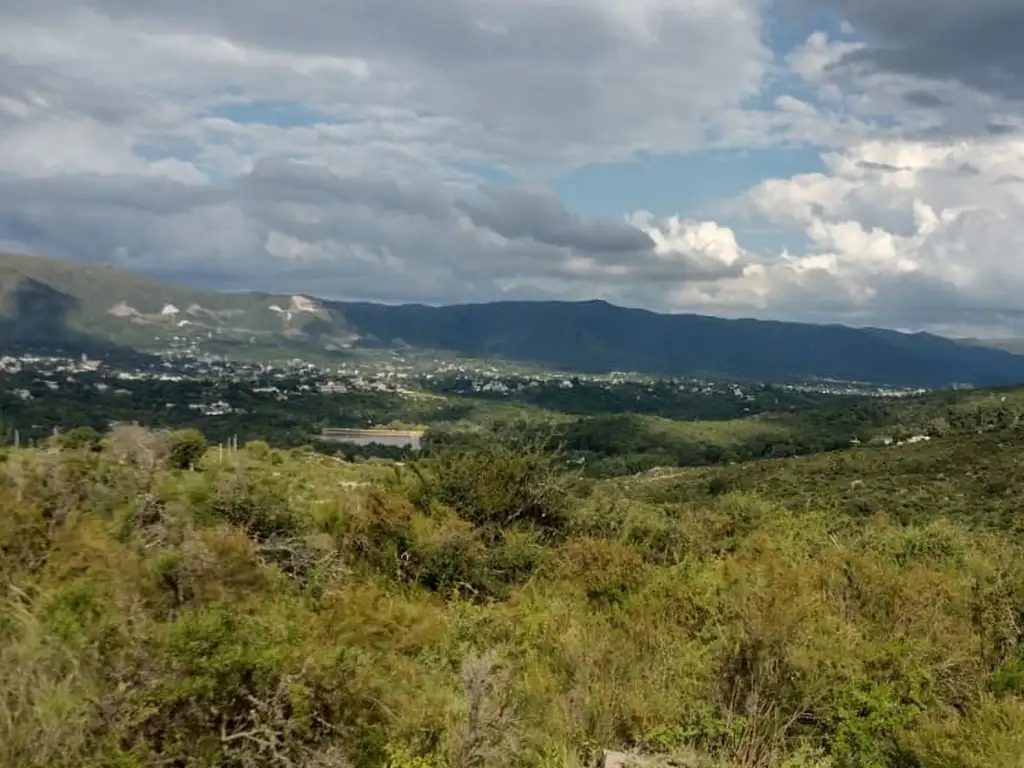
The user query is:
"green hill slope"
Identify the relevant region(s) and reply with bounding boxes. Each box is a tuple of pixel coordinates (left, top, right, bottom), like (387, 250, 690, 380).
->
(0, 252, 356, 357)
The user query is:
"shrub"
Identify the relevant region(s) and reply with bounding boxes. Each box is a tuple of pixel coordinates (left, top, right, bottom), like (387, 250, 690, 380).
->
(201, 467, 303, 542)
(245, 440, 272, 460)
(167, 429, 208, 471)
(105, 425, 170, 471)
(57, 427, 104, 453)
(707, 472, 735, 496)
(556, 538, 647, 604)
(6, 419, 1024, 767)
(425, 442, 573, 535)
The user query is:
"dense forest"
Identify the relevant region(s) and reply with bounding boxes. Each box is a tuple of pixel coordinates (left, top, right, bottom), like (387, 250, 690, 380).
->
(6, 372, 1024, 476)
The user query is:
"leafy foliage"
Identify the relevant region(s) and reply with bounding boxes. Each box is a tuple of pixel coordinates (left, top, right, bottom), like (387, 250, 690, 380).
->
(167, 428, 208, 470)
(421, 439, 574, 534)
(4, 420, 1024, 766)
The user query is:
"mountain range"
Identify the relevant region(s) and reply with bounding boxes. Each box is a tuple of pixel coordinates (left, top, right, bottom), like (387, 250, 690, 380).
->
(3, 251, 1024, 388)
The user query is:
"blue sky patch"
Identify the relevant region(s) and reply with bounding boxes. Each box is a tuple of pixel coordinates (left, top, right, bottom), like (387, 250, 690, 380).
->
(551, 146, 826, 220)
(210, 99, 329, 128)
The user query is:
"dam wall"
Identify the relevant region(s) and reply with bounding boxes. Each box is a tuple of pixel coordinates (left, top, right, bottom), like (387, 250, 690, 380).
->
(319, 428, 424, 450)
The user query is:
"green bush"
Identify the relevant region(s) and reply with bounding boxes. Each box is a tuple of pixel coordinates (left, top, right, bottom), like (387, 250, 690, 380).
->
(166, 429, 207, 471)
(245, 440, 272, 460)
(425, 442, 573, 535)
(57, 427, 104, 453)
(203, 468, 302, 542)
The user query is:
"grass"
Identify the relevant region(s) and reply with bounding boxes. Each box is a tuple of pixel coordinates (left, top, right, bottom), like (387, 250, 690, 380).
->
(639, 413, 794, 445)
(3, 425, 1024, 766)
(624, 427, 1024, 535)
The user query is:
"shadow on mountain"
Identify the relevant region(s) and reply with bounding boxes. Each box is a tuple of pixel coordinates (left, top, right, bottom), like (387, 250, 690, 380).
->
(0, 278, 157, 366)
(336, 299, 1024, 389)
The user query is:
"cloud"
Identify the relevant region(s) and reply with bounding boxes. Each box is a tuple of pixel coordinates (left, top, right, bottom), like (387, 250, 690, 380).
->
(663, 136, 1024, 333)
(776, 29, 1024, 146)
(987, 123, 1018, 136)
(903, 90, 945, 109)
(457, 186, 654, 254)
(0, 161, 744, 306)
(807, 0, 1024, 101)
(0, 0, 775, 313)
(0, 0, 771, 171)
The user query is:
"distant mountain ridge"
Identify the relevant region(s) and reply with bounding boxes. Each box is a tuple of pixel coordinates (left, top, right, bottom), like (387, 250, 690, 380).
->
(337, 299, 1024, 388)
(3, 251, 1024, 388)
(0, 251, 358, 360)
(956, 337, 1024, 356)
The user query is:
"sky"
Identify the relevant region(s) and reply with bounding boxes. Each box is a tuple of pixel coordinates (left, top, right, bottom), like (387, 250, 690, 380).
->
(1, 0, 1024, 336)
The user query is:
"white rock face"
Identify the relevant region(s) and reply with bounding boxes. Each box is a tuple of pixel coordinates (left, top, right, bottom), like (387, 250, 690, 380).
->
(108, 301, 139, 317)
(289, 295, 320, 313)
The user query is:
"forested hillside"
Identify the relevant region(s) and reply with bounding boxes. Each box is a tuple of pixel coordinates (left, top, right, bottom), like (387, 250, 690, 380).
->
(7, 251, 1024, 387)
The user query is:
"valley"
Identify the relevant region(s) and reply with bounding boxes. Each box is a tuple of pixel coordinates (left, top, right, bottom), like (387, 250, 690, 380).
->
(7, 253, 1024, 767)
(5, 371, 1024, 766)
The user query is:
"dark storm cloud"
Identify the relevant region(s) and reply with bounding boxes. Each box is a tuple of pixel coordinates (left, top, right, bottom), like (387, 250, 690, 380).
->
(457, 186, 655, 254)
(238, 159, 453, 221)
(807, 0, 1024, 99)
(903, 90, 945, 108)
(235, 160, 654, 255)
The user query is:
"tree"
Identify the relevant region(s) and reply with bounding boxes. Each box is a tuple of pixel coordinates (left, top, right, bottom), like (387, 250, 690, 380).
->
(167, 428, 208, 470)
(59, 426, 104, 452)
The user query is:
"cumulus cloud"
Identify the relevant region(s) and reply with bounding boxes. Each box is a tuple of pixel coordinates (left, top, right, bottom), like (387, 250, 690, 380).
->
(664, 137, 1024, 332)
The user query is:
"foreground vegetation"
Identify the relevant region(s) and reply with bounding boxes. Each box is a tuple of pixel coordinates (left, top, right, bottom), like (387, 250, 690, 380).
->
(4, 422, 1024, 767)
